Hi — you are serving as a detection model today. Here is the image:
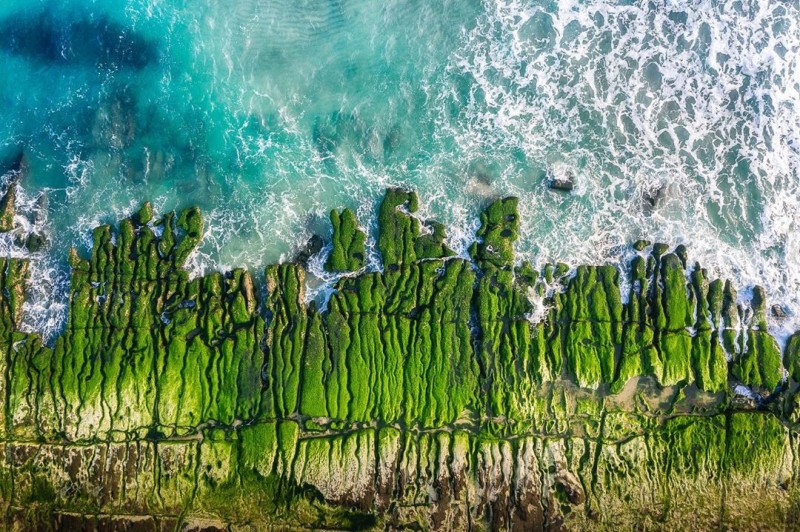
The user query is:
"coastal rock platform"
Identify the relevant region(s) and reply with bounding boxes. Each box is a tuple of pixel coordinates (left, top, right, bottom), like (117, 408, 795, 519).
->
(1, 189, 799, 529)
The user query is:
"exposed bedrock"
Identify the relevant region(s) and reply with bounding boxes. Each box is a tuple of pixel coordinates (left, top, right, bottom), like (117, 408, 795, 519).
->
(1, 188, 799, 529)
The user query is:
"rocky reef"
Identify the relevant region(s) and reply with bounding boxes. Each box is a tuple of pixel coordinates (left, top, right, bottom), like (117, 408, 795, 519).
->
(1, 186, 800, 530)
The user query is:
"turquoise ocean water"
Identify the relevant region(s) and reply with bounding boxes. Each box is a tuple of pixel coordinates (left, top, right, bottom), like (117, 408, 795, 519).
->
(0, 0, 798, 342)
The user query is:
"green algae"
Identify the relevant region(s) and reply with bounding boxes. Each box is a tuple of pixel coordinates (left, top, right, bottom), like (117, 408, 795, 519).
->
(3, 190, 794, 427)
(326, 208, 366, 273)
(1, 188, 799, 528)
(472, 196, 519, 269)
(377, 187, 421, 268)
(785, 331, 800, 381)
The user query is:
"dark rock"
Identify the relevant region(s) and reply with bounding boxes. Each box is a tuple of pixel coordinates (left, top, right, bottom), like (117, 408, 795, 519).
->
(771, 304, 790, 319)
(546, 166, 574, 191)
(295, 234, 324, 267)
(731, 391, 758, 410)
(642, 184, 667, 214)
(23, 233, 47, 253)
(0, 11, 156, 69)
(675, 244, 688, 267)
(633, 239, 651, 252)
(652, 242, 670, 258)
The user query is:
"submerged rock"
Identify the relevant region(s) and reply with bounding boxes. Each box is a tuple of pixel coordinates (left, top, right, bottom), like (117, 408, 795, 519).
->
(0, 10, 156, 69)
(12, 231, 47, 253)
(382, 125, 402, 155)
(24, 232, 47, 252)
(771, 303, 790, 319)
(295, 234, 324, 266)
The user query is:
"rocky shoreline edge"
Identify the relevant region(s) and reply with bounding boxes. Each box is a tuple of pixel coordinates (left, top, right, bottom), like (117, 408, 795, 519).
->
(1, 187, 800, 529)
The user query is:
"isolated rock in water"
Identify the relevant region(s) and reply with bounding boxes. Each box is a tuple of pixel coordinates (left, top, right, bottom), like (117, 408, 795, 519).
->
(23, 232, 47, 252)
(771, 304, 790, 319)
(295, 234, 324, 267)
(643, 186, 663, 209)
(546, 166, 574, 191)
(675, 244, 688, 266)
(642, 182, 677, 214)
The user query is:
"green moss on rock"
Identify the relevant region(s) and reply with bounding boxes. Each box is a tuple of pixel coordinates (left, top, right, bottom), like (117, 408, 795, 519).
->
(784, 331, 800, 382)
(473, 197, 519, 269)
(378, 188, 420, 269)
(325, 208, 366, 273)
(0, 188, 796, 528)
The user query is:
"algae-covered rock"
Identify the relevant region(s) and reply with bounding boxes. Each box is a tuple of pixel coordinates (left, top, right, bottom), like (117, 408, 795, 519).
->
(414, 220, 454, 260)
(785, 331, 800, 382)
(325, 208, 366, 272)
(473, 196, 519, 269)
(378, 187, 421, 268)
(132, 201, 153, 226)
(0, 188, 796, 529)
(731, 329, 782, 392)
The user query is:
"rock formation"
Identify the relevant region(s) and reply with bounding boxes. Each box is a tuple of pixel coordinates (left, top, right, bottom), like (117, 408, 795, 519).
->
(1, 189, 799, 529)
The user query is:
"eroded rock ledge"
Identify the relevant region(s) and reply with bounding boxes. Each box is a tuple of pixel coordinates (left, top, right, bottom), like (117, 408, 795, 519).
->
(2, 188, 800, 529)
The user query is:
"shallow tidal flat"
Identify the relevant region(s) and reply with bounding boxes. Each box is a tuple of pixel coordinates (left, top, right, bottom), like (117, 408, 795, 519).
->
(0, 187, 796, 529)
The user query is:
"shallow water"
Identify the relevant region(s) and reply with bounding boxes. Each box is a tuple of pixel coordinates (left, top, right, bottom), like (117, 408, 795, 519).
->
(0, 0, 798, 342)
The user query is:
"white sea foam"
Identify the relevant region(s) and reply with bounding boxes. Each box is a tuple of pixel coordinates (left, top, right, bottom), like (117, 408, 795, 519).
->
(0, 176, 69, 343)
(437, 0, 800, 338)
